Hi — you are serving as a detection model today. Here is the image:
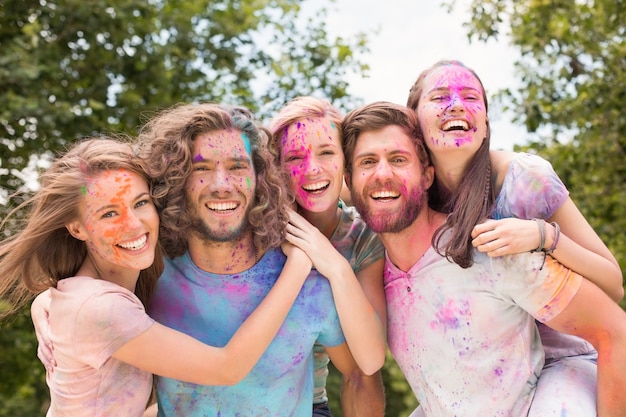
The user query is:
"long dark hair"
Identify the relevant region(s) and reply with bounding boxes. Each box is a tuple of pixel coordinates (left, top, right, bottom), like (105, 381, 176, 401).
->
(407, 60, 495, 268)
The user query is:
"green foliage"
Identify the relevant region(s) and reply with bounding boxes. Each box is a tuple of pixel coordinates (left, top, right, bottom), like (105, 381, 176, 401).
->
(0, 306, 49, 417)
(0, 0, 369, 199)
(451, 0, 626, 306)
(0, 0, 375, 414)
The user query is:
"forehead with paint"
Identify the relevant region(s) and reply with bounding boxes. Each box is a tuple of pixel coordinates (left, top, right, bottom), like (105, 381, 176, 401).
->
(81, 169, 142, 214)
(192, 128, 254, 165)
(280, 117, 341, 160)
(420, 64, 485, 103)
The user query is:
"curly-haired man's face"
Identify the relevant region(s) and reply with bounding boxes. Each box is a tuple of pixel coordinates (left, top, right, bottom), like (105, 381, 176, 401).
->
(185, 129, 257, 242)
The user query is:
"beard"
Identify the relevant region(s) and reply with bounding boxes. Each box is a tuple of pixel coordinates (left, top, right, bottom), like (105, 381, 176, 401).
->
(186, 198, 252, 243)
(351, 178, 427, 234)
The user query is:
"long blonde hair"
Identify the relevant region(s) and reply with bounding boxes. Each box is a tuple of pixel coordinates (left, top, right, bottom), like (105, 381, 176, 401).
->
(0, 137, 163, 318)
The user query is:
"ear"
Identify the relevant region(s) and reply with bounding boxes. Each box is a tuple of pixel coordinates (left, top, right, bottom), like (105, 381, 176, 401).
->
(343, 171, 352, 190)
(423, 165, 435, 190)
(66, 221, 87, 241)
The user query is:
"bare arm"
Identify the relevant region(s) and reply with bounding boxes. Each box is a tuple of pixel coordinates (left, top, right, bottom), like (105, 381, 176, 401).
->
(340, 370, 385, 417)
(326, 341, 386, 417)
(340, 261, 387, 417)
(113, 244, 312, 386)
(544, 273, 626, 416)
(285, 209, 386, 375)
(31, 289, 56, 370)
(472, 198, 623, 301)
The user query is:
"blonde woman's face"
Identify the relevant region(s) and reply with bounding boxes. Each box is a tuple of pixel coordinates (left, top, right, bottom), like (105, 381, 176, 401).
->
(279, 116, 344, 213)
(73, 169, 159, 272)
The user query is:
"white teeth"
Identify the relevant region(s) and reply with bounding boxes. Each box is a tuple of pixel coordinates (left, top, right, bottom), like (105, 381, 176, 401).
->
(442, 120, 469, 131)
(118, 234, 147, 250)
(208, 202, 237, 211)
(371, 190, 399, 199)
(302, 181, 330, 192)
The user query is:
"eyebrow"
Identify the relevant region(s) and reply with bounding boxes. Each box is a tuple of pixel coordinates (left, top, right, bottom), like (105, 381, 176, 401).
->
(93, 191, 150, 214)
(354, 149, 410, 160)
(428, 86, 481, 94)
(192, 156, 251, 164)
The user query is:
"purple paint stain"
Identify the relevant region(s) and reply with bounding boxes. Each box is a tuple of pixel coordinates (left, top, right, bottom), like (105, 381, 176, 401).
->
(193, 153, 203, 162)
(494, 367, 503, 376)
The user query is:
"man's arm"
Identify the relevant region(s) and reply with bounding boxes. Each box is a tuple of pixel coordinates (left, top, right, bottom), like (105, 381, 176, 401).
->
(340, 369, 385, 417)
(326, 343, 385, 417)
(544, 276, 626, 417)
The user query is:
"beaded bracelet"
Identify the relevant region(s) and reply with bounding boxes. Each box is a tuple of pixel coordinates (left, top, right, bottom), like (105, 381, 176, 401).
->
(530, 218, 561, 269)
(530, 218, 546, 253)
(545, 221, 561, 254)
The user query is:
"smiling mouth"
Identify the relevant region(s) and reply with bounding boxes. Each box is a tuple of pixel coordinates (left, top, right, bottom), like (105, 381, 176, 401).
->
(117, 234, 148, 250)
(207, 201, 238, 213)
(371, 190, 399, 201)
(442, 120, 470, 132)
(302, 181, 330, 194)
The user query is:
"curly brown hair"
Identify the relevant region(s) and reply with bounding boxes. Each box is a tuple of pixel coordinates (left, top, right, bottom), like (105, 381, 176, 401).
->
(136, 103, 291, 258)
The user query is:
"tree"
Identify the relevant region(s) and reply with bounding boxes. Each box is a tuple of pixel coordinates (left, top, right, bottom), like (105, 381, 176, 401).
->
(0, 1, 379, 415)
(0, 0, 369, 203)
(449, 0, 626, 307)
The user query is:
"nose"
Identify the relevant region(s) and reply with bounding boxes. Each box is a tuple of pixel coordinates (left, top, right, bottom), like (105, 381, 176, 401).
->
(373, 159, 393, 180)
(123, 209, 143, 230)
(303, 156, 321, 176)
(209, 166, 234, 193)
(446, 93, 464, 112)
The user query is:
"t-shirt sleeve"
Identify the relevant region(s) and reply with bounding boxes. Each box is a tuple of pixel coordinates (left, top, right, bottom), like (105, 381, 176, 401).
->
(354, 226, 385, 273)
(494, 153, 569, 220)
(500, 254, 582, 323)
(72, 289, 155, 369)
(315, 296, 346, 349)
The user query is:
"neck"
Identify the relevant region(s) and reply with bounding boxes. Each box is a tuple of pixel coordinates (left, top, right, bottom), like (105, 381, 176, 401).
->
(379, 207, 446, 272)
(187, 232, 258, 274)
(299, 204, 341, 238)
(78, 255, 139, 292)
(430, 150, 473, 193)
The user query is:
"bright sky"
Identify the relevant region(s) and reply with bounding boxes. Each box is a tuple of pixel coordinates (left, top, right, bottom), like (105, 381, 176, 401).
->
(324, 0, 526, 150)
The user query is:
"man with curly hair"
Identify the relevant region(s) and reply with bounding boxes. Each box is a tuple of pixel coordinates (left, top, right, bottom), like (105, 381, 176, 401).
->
(137, 103, 358, 416)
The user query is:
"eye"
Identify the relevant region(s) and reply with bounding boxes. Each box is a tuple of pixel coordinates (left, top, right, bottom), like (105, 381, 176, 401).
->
(231, 162, 249, 171)
(285, 155, 303, 163)
(193, 165, 209, 172)
(101, 210, 117, 219)
(135, 199, 151, 209)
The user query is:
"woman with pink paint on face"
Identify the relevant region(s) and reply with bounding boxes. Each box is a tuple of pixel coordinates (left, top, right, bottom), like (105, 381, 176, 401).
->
(269, 96, 387, 417)
(0, 137, 312, 417)
(407, 60, 623, 415)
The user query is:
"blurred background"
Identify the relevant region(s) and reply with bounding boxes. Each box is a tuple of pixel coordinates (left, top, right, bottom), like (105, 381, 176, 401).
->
(1, 0, 624, 415)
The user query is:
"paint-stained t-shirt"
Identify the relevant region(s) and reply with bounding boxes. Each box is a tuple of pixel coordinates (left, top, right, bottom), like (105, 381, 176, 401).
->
(39, 277, 154, 417)
(492, 152, 594, 358)
(150, 247, 345, 417)
(384, 233, 582, 416)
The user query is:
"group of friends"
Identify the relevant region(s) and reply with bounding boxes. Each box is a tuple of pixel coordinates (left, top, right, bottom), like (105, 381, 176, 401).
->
(0, 60, 624, 417)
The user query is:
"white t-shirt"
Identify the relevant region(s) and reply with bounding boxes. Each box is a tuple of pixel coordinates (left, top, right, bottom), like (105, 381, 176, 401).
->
(384, 239, 582, 416)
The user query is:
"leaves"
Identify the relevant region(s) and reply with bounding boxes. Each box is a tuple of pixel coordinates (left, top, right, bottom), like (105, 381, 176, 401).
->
(455, 0, 626, 306)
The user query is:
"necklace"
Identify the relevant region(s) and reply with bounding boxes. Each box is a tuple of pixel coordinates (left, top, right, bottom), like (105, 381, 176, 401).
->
(253, 242, 259, 264)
